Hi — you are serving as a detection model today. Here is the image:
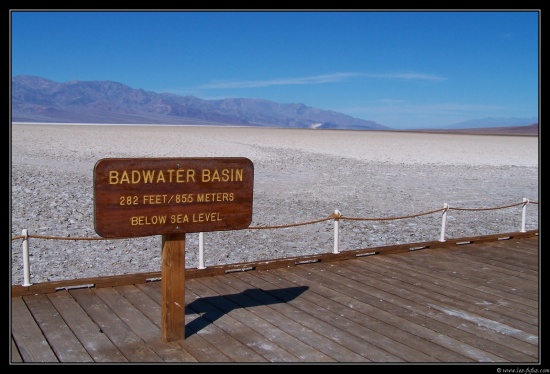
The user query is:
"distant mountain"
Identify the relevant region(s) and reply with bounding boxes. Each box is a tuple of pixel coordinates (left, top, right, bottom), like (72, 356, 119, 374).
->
(11, 75, 389, 130)
(445, 117, 539, 129)
(402, 123, 538, 136)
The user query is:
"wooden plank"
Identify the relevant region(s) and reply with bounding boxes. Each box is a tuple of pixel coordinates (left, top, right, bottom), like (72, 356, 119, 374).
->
(427, 242, 538, 281)
(217, 272, 414, 362)
(11, 271, 163, 297)
(184, 278, 331, 362)
(378, 247, 539, 308)
(329, 258, 539, 355)
(449, 241, 538, 278)
(195, 276, 371, 362)
(177, 279, 269, 362)
(69, 288, 163, 362)
(10, 233, 540, 363)
(508, 237, 540, 255)
(188, 277, 352, 362)
(184, 280, 335, 362)
(183, 286, 292, 362)
(188, 278, 333, 362)
(249, 268, 474, 362)
(311, 259, 538, 361)
(269, 266, 485, 362)
(94, 286, 198, 362)
(360, 254, 538, 327)
(135, 282, 233, 362)
(416, 253, 538, 299)
(238, 271, 436, 361)
(11, 296, 58, 362)
(289, 263, 511, 361)
(11, 337, 23, 363)
(484, 240, 538, 262)
(147, 281, 262, 362)
(47, 291, 128, 362)
(113, 284, 198, 362)
(372, 248, 539, 318)
(22, 294, 93, 362)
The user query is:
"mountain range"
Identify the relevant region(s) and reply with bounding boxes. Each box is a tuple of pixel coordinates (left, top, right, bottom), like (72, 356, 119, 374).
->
(11, 75, 538, 133)
(441, 116, 539, 130)
(11, 75, 388, 130)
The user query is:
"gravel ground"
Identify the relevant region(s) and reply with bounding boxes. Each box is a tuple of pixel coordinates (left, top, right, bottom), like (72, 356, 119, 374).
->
(10, 124, 539, 285)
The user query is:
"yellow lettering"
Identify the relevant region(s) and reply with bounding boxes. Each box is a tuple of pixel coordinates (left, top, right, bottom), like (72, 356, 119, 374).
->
(175, 169, 183, 182)
(201, 168, 243, 182)
(142, 169, 155, 183)
(209, 212, 222, 221)
(109, 169, 199, 184)
(187, 169, 196, 182)
(156, 170, 166, 183)
(211, 169, 221, 182)
(166, 169, 175, 182)
(170, 214, 189, 223)
(235, 169, 243, 181)
(120, 171, 130, 184)
(131, 170, 141, 183)
(109, 171, 119, 184)
(195, 192, 235, 202)
(221, 169, 229, 181)
(130, 215, 166, 225)
(192, 212, 222, 222)
(201, 169, 210, 182)
(143, 195, 168, 204)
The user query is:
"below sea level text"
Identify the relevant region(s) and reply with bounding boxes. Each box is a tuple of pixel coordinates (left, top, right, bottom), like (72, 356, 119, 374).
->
(130, 213, 223, 226)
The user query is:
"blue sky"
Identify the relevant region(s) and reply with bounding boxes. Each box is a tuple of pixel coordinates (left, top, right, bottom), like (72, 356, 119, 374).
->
(10, 10, 539, 129)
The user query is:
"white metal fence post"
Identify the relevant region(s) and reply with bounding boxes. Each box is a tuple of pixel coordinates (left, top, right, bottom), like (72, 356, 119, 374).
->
(521, 198, 529, 233)
(198, 232, 206, 269)
(333, 210, 341, 254)
(22, 229, 32, 286)
(439, 203, 449, 242)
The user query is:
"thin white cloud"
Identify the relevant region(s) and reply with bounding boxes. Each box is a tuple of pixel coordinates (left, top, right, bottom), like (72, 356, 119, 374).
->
(195, 71, 446, 90)
(196, 72, 359, 89)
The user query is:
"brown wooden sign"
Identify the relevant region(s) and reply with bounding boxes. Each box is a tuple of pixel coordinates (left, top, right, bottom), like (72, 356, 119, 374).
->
(93, 157, 254, 238)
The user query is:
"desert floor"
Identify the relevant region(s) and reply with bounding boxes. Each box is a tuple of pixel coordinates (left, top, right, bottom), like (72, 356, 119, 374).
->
(11, 124, 539, 284)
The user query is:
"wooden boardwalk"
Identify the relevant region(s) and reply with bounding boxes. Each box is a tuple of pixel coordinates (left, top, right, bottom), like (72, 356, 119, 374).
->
(11, 231, 539, 364)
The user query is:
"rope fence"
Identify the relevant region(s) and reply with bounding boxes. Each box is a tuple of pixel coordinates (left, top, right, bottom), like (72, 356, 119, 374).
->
(12, 197, 538, 286)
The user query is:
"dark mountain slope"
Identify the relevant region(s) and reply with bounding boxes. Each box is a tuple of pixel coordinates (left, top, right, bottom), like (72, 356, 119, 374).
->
(11, 75, 389, 130)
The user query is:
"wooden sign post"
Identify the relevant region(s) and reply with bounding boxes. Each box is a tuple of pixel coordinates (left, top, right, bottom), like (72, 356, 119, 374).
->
(161, 233, 186, 342)
(93, 157, 254, 341)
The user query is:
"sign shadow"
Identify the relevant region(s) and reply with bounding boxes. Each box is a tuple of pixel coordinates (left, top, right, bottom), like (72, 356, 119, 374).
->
(185, 286, 309, 337)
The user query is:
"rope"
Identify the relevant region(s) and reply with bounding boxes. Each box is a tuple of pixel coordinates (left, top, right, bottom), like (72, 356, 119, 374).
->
(248, 216, 333, 229)
(11, 234, 130, 241)
(448, 201, 524, 212)
(341, 207, 446, 221)
(11, 198, 539, 241)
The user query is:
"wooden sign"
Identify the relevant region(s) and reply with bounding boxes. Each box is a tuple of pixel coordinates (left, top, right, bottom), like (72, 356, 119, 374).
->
(93, 157, 254, 238)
